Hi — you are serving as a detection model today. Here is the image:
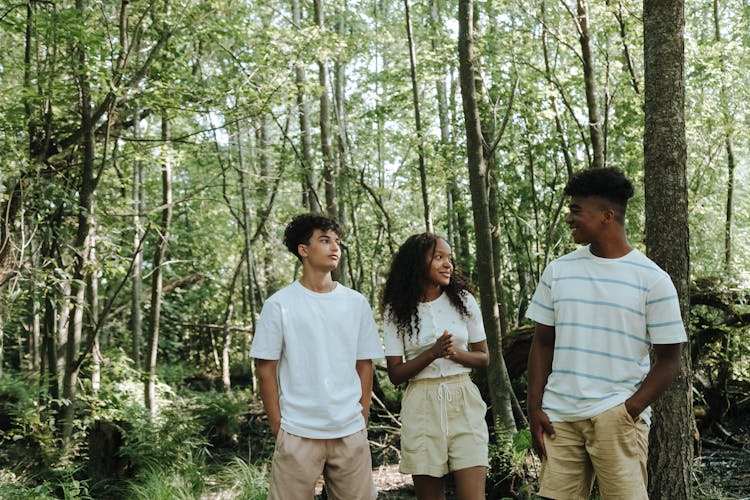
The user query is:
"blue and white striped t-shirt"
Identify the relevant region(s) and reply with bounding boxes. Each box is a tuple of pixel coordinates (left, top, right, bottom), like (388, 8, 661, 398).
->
(525, 245, 687, 424)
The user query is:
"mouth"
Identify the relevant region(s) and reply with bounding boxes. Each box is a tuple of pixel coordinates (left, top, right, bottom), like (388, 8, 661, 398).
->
(329, 255, 340, 261)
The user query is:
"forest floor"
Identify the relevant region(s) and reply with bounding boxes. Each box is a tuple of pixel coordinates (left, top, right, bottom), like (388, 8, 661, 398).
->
(695, 414, 750, 499)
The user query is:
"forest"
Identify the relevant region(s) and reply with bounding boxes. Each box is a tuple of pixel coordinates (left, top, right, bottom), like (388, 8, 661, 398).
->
(0, 0, 748, 498)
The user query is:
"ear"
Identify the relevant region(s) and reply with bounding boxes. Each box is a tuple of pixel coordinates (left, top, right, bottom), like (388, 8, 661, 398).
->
(297, 243, 308, 258)
(601, 208, 616, 224)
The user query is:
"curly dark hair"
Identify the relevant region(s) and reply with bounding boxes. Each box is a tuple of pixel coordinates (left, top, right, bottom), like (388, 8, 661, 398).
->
(283, 213, 342, 261)
(564, 167, 635, 222)
(380, 233, 474, 342)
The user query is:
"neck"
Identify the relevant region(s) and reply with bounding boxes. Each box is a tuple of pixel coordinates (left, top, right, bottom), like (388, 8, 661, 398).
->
(588, 233, 632, 259)
(299, 269, 335, 293)
(421, 283, 442, 302)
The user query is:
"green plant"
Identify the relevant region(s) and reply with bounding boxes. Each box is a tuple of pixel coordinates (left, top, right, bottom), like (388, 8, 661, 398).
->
(212, 457, 269, 500)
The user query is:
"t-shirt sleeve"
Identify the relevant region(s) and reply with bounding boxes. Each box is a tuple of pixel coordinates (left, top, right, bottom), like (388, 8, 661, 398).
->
(525, 264, 555, 326)
(356, 298, 385, 360)
(464, 294, 487, 343)
(382, 313, 405, 357)
(249, 300, 283, 360)
(646, 275, 687, 344)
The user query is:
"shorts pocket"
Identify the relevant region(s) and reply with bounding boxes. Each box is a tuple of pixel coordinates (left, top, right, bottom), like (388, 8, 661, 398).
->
(464, 383, 489, 445)
(400, 385, 427, 453)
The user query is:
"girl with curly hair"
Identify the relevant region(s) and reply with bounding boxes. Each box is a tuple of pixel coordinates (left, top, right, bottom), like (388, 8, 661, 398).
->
(381, 233, 489, 500)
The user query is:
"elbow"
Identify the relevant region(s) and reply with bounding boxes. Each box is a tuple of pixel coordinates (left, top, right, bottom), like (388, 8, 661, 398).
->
(387, 372, 405, 386)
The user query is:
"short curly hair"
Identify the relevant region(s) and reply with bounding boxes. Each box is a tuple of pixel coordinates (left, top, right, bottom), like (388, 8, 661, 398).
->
(564, 167, 634, 221)
(283, 213, 342, 261)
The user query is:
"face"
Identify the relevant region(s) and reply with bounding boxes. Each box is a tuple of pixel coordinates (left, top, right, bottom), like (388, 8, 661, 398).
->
(425, 238, 454, 288)
(298, 228, 341, 272)
(565, 195, 609, 244)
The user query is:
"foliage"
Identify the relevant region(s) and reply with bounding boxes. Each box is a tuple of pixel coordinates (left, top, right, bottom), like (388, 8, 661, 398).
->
(212, 457, 269, 500)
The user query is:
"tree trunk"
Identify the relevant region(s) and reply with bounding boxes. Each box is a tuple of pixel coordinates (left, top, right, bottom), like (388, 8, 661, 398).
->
(576, 0, 605, 169)
(404, 0, 433, 233)
(458, 0, 516, 438)
(131, 103, 145, 370)
(61, 8, 97, 442)
(314, 0, 336, 218)
(236, 120, 257, 392)
(145, 114, 173, 419)
(643, 1, 693, 498)
(334, 1, 350, 287)
(713, 0, 735, 274)
(293, 0, 320, 212)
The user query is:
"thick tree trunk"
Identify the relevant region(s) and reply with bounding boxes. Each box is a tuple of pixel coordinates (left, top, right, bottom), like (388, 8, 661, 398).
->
(404, 0, 433, 233)
(458, 0, 516, 438)
(643, 1, 693, 498)
(145, 115, 173, 419)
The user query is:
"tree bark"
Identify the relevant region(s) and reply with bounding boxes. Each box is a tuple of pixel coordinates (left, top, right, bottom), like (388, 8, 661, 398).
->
(131, 103, 145, 370)
(643, 0, 693, 497)
(145, 114, 173, 419)
(404, 0, 433, 233)
(293, 0, 320, 212)
(575, 0, 605, 169)
(458, 0, 516, 438)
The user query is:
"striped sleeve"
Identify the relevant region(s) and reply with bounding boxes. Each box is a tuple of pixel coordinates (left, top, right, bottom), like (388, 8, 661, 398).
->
(646, 275, 687, 344)
(525, 264, 555, 326)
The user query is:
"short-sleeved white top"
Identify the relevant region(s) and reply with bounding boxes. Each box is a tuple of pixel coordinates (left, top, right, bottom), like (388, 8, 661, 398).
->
(250, 281, 384, 439)
(383, 292, 486, 381)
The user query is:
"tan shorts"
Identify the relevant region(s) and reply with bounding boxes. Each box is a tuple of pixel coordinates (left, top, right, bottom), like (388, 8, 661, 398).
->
(539, 403, 649, 500)
(399, 373, 489, 477)
(268, 428, 377, 500)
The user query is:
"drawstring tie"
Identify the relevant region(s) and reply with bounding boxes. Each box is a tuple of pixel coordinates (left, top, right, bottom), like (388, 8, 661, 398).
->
(437, 382, 452, 436)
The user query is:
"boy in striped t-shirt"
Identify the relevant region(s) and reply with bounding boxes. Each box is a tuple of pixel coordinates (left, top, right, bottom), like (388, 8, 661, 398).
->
(526, 167, 686, 500)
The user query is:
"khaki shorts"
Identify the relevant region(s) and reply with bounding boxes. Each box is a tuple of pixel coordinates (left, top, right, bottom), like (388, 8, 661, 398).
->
(539, 403, 649, 500)
(268, 428, 377, 500)
(399, 373, 489, 477)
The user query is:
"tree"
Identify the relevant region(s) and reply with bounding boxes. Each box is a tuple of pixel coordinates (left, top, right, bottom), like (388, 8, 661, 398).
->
(643, 1, 694, 498)
(458, 0, 516, 440)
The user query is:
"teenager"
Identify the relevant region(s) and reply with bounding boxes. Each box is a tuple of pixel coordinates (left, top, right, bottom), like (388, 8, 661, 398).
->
(526, 167, 687, 499)
(381, 233, 489, 500)
(250, 213, 384, 500)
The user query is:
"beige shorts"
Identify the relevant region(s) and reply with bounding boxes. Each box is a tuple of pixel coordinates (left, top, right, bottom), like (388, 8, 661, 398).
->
(268, 428, 376, 500)
(539, 402, 649, 500)
(399, 373, 489, 477)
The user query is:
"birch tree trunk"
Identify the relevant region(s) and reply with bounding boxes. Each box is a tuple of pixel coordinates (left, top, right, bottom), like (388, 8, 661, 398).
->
(643, 1, 693, 497)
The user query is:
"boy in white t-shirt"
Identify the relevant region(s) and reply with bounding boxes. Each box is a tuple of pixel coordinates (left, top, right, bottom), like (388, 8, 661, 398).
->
(250, 213, 384, 500)
(526, 167, 687, 499)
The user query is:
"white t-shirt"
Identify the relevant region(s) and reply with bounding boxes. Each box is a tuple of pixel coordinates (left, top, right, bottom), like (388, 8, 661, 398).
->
(525, 245, 687, 423)
(383, 292, 486, 381)
(250, 281, 384, 439)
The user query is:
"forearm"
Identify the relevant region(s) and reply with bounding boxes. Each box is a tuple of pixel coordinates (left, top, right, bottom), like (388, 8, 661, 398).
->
(256, 360, 281, 435)
(527, 324, 555, 411)
(626, 343, 682, 417)
(386, 351, 438, 385)
(449, 340, 489, 368)
(356, 359, 374, 421)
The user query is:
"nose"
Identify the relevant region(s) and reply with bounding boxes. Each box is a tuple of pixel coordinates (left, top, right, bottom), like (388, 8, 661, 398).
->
(565, 213, 573, 224)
